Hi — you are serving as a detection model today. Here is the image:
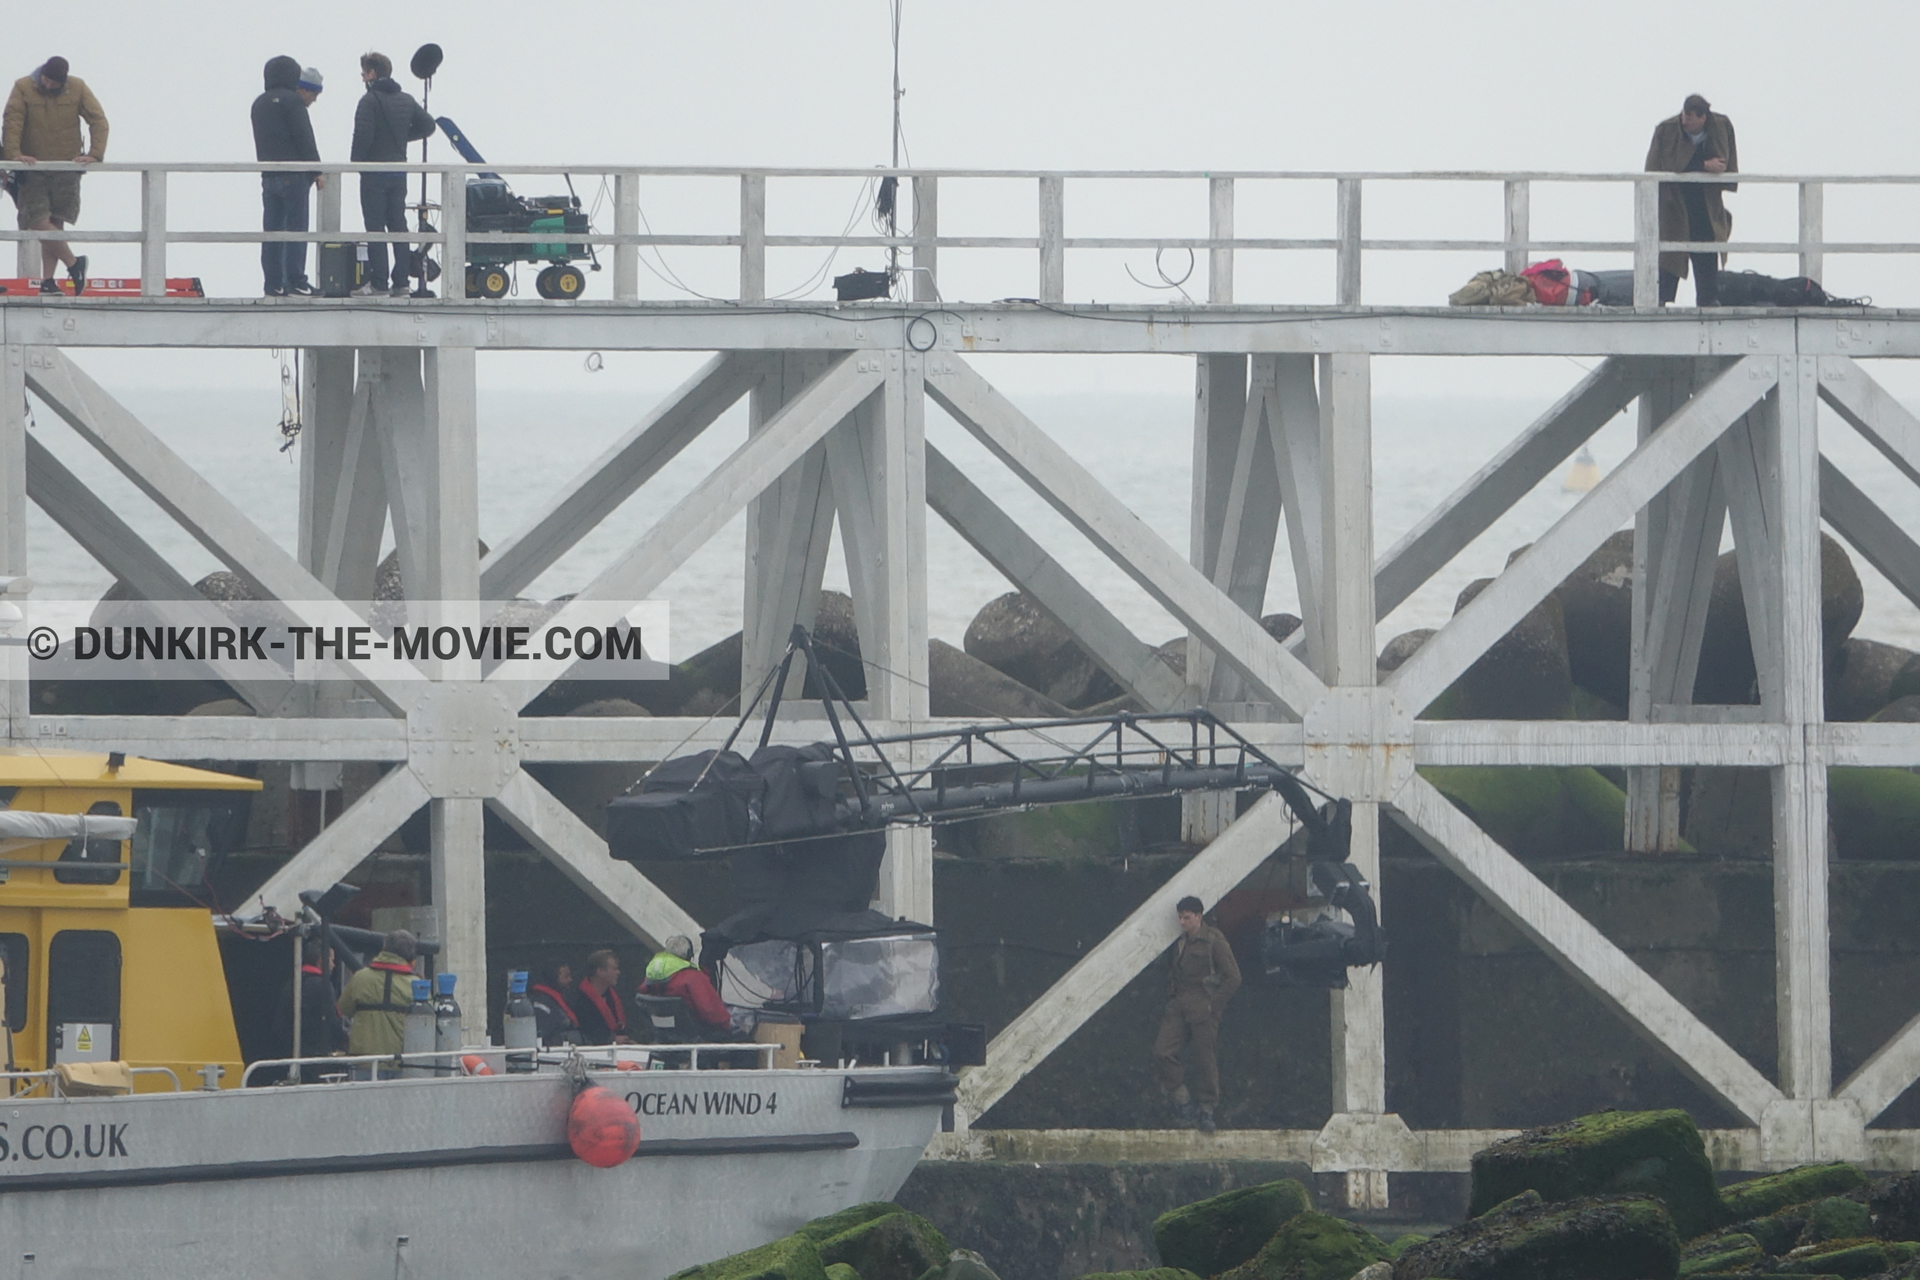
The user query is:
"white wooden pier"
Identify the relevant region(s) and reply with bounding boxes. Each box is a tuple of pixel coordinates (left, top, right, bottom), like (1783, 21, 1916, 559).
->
(7, 159, 1920, 1203)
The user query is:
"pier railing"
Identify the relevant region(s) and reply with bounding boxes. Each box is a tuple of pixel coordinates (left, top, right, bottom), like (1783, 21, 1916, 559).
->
(0, 161, 1910, 307)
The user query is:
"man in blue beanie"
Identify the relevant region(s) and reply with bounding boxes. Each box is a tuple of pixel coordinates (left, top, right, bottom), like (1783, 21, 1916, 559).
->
(250, 56, 322, 296)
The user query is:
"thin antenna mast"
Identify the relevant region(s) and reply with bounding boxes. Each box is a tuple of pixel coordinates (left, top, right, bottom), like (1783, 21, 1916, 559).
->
(888, 0, 903, 281)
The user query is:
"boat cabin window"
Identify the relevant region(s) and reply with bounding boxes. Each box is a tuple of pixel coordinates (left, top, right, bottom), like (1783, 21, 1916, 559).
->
(0, 933, 25, 1032)
(130, 790, 249, 907)
(55, 801, 125, 886)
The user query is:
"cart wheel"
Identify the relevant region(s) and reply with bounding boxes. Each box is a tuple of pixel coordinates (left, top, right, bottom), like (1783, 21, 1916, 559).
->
(464, 266, 483, 297)
(534, 265, 561, 300)
(550, 265, 586, 299)
(479, 267, 511, 299)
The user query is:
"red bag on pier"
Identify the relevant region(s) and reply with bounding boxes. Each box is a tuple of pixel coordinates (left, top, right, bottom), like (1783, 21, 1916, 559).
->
(1521, 259, 1571, 306)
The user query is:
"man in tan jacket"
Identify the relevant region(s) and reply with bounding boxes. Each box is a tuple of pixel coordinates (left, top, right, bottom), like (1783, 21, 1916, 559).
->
(3, 57, 108, 295)
(1151, 895, 1242, 1132)
(1645, 93, 1736, 307)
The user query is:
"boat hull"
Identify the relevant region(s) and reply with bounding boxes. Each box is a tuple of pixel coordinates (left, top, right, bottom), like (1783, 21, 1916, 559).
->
(0, 1065, 948, 1278)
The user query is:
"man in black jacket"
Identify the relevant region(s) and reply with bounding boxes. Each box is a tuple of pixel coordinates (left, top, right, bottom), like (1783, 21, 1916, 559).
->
(350, 51, 435, 297)
(250, 57, 323, 296)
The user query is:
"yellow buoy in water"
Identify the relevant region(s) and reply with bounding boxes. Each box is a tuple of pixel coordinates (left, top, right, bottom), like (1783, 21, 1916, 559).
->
(1563, 446, 1601, 493)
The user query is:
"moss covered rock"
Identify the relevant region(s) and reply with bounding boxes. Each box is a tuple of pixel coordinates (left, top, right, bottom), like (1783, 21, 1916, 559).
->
(1799, 1196, 1872, 1247)
(1735, 1203, 1809, 1258)
(814, 1210, 949, 1280)
(1720, 1163, 1869, 1222)
(1418, 765, 1628, 859)
(669, 1234, 830, 1280)
(1216, 1211, 1389, 1280)
(1776, 1235, 1889, 1276)
(1385, 1235, 1428, 1260)
(1678, 1230, 1764, 1276)
(1151, 1179, 1311, 1278)
(1829, 768, 1920, 860)
(917, 1251, 1002, 1280)
(1871, 1171, 1920, 1242)
(796, 1204, 902, 1244)
(824, 1265, 861, 1280)
(1076, 1270, 1201, 1280)
(1468, 1110, 1720, 1241)
(1395, 1191, 1681, 1280)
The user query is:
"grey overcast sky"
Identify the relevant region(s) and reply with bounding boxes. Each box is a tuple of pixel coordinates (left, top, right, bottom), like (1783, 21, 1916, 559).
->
(8, 0, 1920, 393)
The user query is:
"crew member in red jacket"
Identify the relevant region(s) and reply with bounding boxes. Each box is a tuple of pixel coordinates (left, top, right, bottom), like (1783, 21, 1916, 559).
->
(529, 961, 581, 1046)
(641, 935, 732, 1037)
(573, 949, 630, 1045)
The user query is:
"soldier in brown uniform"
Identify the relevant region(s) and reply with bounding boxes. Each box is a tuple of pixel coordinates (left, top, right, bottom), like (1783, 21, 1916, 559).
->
(1151, 895, 1241, 1131)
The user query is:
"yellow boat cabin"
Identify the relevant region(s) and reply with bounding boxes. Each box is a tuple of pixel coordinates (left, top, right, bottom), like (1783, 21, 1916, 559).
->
(0, 750, 260, 1092)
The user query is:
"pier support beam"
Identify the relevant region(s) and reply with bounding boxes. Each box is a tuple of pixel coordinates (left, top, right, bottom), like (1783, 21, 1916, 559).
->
(1315, 353, 1390, 1209)
(1, 343, 24, 736)
(835, 352, 931, 922)
(1760, 357, 1835, 1114)
(744, 353, 835, 699)
(1628, 360, 1725, 851)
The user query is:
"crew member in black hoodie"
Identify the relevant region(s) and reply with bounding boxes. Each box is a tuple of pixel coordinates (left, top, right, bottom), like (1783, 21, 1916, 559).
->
(250, 56, 322, 296)
(350, 51, 435, 297)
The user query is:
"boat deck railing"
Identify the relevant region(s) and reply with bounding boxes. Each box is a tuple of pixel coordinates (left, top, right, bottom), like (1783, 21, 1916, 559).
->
(0, 160, 1909, 308)
(1, 1065, 181, 1097)
(241, 1041, 779, 1087)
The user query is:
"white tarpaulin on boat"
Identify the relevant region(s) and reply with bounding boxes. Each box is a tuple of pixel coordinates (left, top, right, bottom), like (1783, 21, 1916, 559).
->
(0, 811, 136, 841)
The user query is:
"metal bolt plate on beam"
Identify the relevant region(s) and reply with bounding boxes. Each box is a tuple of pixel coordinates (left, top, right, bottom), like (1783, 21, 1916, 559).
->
(406, 682, 522, 798)
(1301, 687, 1414, 801)
(1760, 1098, 1869, 1168)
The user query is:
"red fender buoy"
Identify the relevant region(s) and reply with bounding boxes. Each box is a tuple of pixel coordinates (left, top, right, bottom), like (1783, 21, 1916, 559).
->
(568, 1084, 641, 1168)
(461, 1055, 494, 1076)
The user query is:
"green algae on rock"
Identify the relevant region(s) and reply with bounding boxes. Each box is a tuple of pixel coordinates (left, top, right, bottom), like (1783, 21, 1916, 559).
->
(1468, 1109, 1720, 1240)
(1798, 1196, 1873, 1248)
(1150, 1179, 1311, 1278)
(1075, 1269, 1201, 1280)
(797, 1205, 904, 1244)
(1774, 1235, 1890, 1276)
(1678, 1230, 1765, 1276)
(815, 1210, 949, 1280)
(1214, 1211, 1389, 1280)
(1395, 1191, 1681, 1280)
(668, 1234, 830, 1280)
(1720, 1164, 1869, 1223)
(824, 1265, 861, 1280)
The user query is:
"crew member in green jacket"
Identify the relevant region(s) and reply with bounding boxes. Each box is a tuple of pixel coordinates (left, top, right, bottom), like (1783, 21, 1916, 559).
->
(1151, 896, 1241, 1132)
(337, 930, 420, 1058)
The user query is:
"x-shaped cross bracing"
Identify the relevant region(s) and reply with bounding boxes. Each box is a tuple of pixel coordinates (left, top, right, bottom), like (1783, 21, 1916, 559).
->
(15, 337, 1920, 1169)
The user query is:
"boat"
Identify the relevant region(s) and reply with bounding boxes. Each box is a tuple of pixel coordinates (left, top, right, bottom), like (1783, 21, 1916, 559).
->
(0, 749, 957, 1277)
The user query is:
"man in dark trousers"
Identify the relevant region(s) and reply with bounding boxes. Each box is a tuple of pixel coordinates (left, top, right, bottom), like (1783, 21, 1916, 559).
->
(350, 51, 435, 298)
(573, 949, 630, 1045)
(1645, 93, 1737, 307)
(284, 939, 347, 1059)
(1151, 895, 1241, 1132)
(250, 57, 322, 296)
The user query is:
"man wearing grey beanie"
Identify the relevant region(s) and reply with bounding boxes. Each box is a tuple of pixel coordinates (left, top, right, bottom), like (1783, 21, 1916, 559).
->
(250, 56, 322, 295)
